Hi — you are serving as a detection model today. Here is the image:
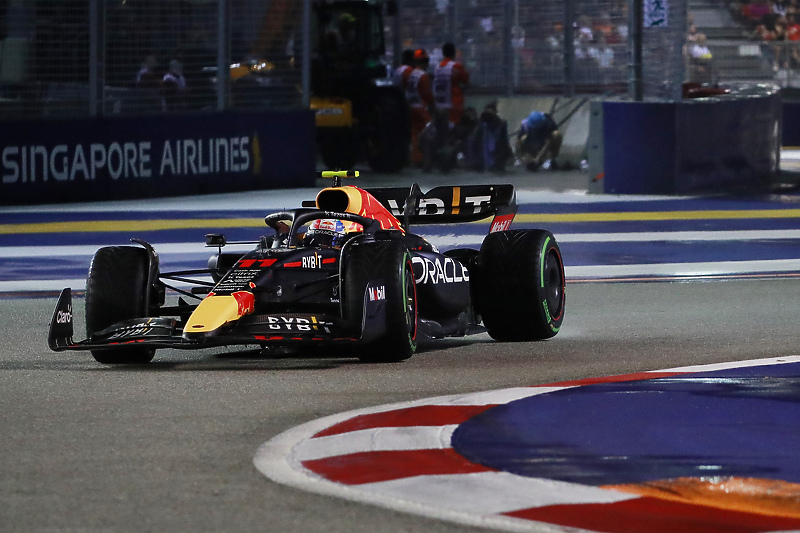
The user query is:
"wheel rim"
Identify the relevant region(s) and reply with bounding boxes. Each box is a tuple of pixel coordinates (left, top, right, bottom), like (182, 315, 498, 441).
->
(544, 249, 564, 317)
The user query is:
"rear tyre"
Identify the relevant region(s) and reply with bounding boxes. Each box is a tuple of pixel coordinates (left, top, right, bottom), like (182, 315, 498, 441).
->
(475, 230, 565, 341)
(343, 241, 418, 362)
(85, 246, 156, 364)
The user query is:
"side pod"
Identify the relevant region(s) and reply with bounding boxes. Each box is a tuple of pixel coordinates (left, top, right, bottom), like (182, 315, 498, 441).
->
(48, 288, 75, 351)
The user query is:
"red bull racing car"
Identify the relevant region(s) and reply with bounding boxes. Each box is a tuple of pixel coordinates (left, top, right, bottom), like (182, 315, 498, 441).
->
(48, 171, 565, 364)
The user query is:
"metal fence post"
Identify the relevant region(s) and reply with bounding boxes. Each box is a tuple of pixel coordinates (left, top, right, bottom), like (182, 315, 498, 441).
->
(503, 0, 513, 96)
(564, 0, 575, 97)
(217, 0, 231, 111)
(302, 0, 311, 108)
(630, 0, 644, 100)
(89, 0, 101, 117)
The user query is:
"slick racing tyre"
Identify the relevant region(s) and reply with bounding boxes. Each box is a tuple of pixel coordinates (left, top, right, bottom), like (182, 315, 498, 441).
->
(85, 246, 156, 364)
(475, 229, 565, 341)
(343, 240, 418, 362)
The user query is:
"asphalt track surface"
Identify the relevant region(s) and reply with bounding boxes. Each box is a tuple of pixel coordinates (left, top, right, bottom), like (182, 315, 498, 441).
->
(2, 164, 800, 532)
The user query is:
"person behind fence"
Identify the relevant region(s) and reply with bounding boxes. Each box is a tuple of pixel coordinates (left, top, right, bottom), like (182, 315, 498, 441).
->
(328, 12, 358, 56)
(433, 42, 470, 125)
(393, 49, 415, 89)
(462, 102, 513, 172)
(419, 108, 457, 173)
(516, 110, 562, 171)
(407, 49, 434, 166)
(135, 55, 160, 90)
(162, 59, 187, 111)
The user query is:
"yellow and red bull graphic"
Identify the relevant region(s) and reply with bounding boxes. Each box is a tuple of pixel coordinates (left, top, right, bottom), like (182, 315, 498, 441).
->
(183, 290, 255, 336)
(315, 186, 404, 231)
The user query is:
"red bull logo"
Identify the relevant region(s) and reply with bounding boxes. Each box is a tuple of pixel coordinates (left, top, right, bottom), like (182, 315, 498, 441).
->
(232, 291, 255, 316)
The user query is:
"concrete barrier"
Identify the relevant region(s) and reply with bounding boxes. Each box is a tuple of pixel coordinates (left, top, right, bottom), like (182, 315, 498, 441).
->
(591, 86, 781, 195)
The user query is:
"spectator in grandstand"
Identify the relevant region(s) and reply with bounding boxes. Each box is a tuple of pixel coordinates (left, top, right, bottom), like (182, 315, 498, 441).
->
(573, 31, 596, 75)
(547, 22, 565, 66)
(775, 0, 789, 19)
(433, 42, 470, 126)
(788, 12, 800, 37)
(751, 21, 776, 40)
(598, 12, 624, 45)
(788, 0, 800, 18)
(162, 59, 187, 111)
(593, 12, 618, 43)
(407, 49, 434, 166)
(773, 15, 791, 69)
(516, 110, 562, 171)
(686, 24, 703, 43)
(787, 12, 800, 65)
(589, 33, 616, 83)
(741, 0, 774, 27)
(687, 33, 715, 82)
(576, 15, 594, 42)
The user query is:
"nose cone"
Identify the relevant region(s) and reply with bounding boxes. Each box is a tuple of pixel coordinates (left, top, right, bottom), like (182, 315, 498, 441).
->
(183, 291, 255, 339)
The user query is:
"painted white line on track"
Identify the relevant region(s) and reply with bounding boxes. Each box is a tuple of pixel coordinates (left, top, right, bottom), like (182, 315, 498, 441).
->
(0, 242, 250, 258)
(566, 258, 800, 278)
(553, 229, 800, 242)
(0, 279, 89, 292)
(0, 278, 204, 293)
(356, 472, 634, 515)
(5, 258, 800, 293)
(4, 229, 800, 259)
(293, 425, 458, 461)
(0, 188, 698, 214)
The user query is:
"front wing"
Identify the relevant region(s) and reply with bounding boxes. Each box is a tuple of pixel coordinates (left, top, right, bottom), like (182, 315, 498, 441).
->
(48, 285, 389, 352)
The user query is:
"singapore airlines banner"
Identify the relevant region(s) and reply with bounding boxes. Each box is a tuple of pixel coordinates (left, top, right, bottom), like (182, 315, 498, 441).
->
(0, 110, 316, 205)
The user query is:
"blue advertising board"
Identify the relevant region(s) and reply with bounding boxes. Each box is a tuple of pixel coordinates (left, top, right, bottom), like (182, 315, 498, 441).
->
(0, 110, 316, 205)
(602, 91, 780, 194)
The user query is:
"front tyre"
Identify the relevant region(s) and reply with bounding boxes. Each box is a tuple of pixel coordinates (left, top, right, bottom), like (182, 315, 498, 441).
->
(85, 246, 156, 364)
(475, 230, 565, 341)
(343, 241, 418, 362)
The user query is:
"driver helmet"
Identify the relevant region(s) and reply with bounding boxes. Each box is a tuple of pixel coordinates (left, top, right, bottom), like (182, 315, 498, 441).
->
(303, 219, 362, 248)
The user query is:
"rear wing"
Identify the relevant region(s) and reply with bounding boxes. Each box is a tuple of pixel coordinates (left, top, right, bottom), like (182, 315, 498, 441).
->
(365, 183, 517, 232)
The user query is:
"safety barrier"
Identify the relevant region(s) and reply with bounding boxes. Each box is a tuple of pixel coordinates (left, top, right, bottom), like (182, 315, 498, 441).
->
(0, 110, 316, 205)
(781, 88, 800, 147)
(591, 85, 781, 194)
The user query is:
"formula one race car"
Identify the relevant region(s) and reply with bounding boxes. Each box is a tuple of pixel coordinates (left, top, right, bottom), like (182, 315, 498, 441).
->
(48, 171, 565, 364)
